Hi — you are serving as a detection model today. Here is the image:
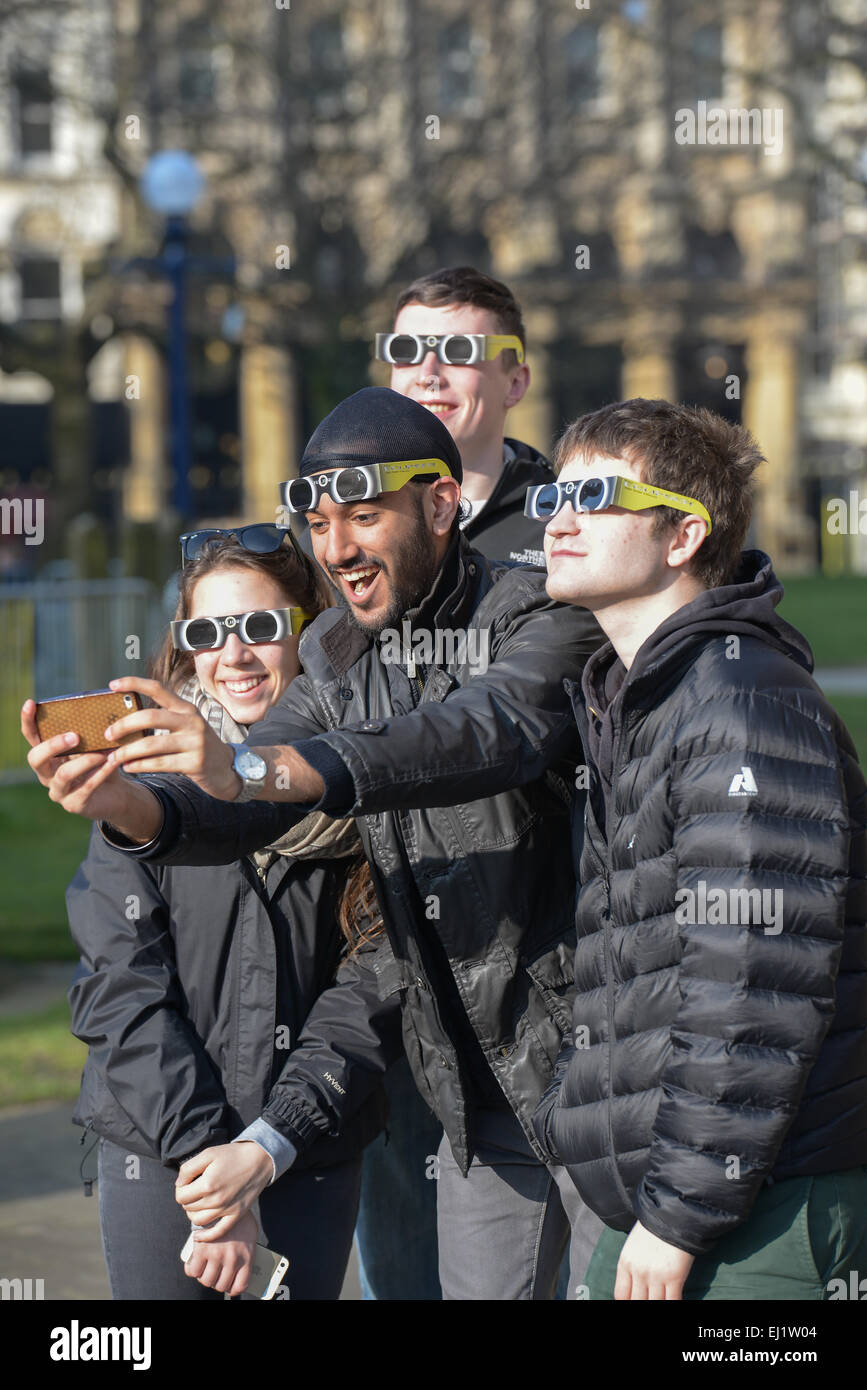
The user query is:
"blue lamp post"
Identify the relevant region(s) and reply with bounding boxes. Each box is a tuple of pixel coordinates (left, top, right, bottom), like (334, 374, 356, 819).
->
(140, 152, 206, 518)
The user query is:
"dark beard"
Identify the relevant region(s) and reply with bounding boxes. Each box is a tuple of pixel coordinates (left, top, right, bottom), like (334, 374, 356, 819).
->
(336, 499, 441, 637)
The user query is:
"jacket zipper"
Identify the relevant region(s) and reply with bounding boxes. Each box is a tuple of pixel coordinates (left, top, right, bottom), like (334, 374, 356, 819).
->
(600, 709, 640, 1212)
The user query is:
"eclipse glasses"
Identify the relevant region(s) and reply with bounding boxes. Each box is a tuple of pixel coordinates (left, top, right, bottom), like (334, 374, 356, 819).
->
(524, 475, 712, 533)
(375, 332, 525, 367)
(281, 458, 453, 514)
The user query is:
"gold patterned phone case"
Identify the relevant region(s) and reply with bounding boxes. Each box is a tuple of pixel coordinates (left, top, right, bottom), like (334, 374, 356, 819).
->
(34, 689, 144, 753)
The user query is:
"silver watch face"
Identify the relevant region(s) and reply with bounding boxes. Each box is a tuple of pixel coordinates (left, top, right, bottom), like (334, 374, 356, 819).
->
(235, 747, 267, 782)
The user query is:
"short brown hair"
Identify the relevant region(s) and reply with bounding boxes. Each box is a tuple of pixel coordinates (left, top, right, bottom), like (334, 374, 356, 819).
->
(394, 265, 526, 368)
(553, 398, 764, 589)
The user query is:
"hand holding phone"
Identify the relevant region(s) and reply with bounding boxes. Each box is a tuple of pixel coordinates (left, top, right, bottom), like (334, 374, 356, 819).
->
(33, 688, 146, 753)
(180, 1217, 289, 1299)
(21, 692, 164, 839)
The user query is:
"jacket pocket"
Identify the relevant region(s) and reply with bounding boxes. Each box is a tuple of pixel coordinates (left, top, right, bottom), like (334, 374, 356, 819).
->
(369, 938, 408, 1001)
(73, 1057, 151, 1154)
(522, 938, 576, 1033)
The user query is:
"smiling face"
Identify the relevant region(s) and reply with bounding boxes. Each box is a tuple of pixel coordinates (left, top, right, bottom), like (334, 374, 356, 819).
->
(388, 301, 527, 457)
(543, 453, 675, 611)
(306, 474, 458, 634)
(189, 567, 302, 726)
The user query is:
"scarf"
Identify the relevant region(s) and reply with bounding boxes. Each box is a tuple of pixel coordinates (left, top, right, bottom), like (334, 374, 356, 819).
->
(172, 675, 361, 874)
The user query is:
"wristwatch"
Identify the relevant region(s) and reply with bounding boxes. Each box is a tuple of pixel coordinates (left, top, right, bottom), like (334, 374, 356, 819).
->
(229, 743, 268, 803)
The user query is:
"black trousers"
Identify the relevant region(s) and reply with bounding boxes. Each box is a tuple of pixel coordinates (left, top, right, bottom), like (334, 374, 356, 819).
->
(97, 1137, 363, 1300)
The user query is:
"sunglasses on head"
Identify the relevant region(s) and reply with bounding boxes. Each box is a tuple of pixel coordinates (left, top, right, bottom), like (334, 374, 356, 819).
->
(171, 607, 309, 652)
(524, 475, 713, 533)
(281, 458, 453, 515)
(179, 523, 308, 567)
(375, 332, 525, 367)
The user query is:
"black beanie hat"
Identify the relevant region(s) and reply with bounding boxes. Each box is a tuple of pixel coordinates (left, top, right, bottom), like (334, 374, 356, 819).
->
(299, 387, 463, 485)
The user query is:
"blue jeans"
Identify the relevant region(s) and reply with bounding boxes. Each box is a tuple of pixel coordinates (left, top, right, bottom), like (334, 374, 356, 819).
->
(354, 1056, 443, 1300)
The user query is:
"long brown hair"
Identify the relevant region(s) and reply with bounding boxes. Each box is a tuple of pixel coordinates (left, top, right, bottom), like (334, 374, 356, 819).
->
(148, 534, 330, 692)
(338, 854, 385, 956)
(148, 533, 383, 955)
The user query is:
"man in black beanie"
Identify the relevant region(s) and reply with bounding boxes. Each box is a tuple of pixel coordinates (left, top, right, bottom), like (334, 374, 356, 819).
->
(62, 386, 607, 1300)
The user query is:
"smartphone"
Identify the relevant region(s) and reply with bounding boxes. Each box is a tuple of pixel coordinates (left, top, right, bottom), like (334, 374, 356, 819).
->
(180, 1231, 290, 1300)
(33, 688, 145, 753)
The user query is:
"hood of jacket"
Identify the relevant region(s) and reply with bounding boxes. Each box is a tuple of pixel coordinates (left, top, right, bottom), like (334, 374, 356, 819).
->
(581, 550, 814, 781)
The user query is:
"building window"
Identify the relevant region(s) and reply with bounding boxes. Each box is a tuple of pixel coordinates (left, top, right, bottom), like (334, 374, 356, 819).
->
(438, 20, 479, 114)
(566, 25, 600, 110)
(310, 17, 346, 119)
(178, 23, 218, 109)
(684, 23, 723, 106)
(14, 69, 53, 157)
(179, 52, 216, 110)
(19, 258, 62, 319)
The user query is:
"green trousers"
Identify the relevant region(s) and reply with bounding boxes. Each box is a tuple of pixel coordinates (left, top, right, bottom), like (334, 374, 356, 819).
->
(586, 1165, 867, 1301)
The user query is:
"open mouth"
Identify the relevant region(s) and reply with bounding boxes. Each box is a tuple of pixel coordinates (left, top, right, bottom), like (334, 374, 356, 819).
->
(420, 401, 456, 416)
(221, 674, 268, 697)
(337, 564, 381, 603)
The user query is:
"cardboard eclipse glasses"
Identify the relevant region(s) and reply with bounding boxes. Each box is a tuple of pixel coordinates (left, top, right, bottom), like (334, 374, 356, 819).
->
(282, 458, 453, 514)
(525, 475, 712, 533)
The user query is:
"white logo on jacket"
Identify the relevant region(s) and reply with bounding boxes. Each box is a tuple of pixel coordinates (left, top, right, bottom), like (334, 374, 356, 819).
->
(727, 766, 758, 797)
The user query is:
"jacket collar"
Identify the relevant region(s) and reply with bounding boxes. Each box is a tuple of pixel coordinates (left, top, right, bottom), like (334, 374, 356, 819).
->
(314, 530, 487, 679)
(401, 530, 486, 636)
(579, 549, 813, 720)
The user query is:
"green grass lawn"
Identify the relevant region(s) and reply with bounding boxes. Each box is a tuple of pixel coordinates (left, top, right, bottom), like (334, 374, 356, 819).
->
(0, 784, 91, 961)
(829, 696, 867, 769)
(0, 999, 86, 1108)
(777, 574, 867, 669)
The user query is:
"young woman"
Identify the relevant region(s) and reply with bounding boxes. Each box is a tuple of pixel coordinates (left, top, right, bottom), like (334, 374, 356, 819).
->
(23, 528, 394, 1300)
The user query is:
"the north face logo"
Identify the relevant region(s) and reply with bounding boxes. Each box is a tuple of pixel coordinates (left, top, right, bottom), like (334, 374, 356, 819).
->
(728, 766, 758, 797)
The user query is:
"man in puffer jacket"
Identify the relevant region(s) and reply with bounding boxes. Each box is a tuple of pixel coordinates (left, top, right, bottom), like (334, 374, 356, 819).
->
(533, 397, 867, 1301)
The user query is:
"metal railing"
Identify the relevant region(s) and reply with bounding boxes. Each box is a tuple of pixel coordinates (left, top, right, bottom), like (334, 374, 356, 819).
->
(0, 579, 166, 780)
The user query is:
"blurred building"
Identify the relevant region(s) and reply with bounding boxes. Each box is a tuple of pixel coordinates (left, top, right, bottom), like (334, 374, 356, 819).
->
(801, 0, 867, 574)
(0, 1, 123, 575)
(1, 0, 865, 575)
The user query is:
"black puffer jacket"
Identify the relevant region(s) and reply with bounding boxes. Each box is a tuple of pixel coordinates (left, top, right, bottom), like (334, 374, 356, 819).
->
(67, 824, 395, 1169)
(534, 551, 867, 1256)
(111, 533, 605, 1172)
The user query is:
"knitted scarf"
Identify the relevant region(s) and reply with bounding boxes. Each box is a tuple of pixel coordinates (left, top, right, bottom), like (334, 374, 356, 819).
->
(173, 675, 360, 872)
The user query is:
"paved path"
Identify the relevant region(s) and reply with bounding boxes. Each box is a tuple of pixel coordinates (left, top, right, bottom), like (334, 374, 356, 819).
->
(815, 667, 867, 695)
(0, 961, 74, 1015)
